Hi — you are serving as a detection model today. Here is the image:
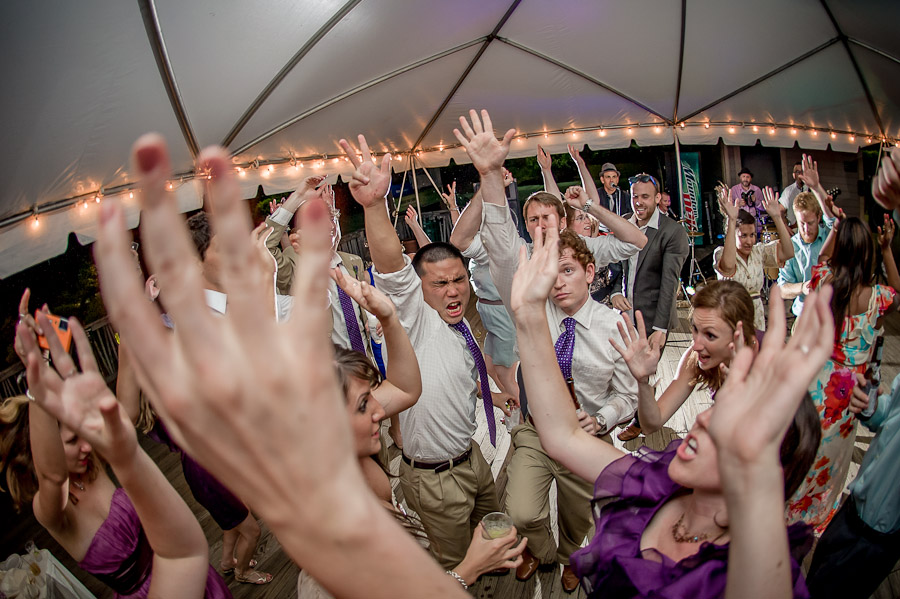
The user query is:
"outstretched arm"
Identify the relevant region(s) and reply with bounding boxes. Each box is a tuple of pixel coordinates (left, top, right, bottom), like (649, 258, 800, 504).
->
(449, 188, 484, 252)
(715, 184, 739, 277)
(564, 185, 647, 250)
(332, 268, 422, 417)
(713, 286, 834, 599)
(440, 181, 461, 226)
(797, 154, 834, 220)
(404, 206, 433, 250)
(568, 144, 601, 204)
(509, 220, 625, 483)
(536, 145, 561, 199)
(761, 187, 794, 264)
(339, 136, 406, 275)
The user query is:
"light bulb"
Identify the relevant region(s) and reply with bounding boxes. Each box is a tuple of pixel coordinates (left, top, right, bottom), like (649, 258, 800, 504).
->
(166, 182, 173, 190)
(626, 127, 632, 134)
(600, 129, 606, 137)
(830, 132, 837, 139)
(704, 123, 710, 129)
(769, 127, 776, 134)
(812, 130, 818, 136)
(791, 128, 797, 135)
(654, 126, 661, 133)
(752, 126, 759, 133)
(679, 122, 685, 129)
(129, 191, 134, 199)
(267, 165, 274, 172)
(728, 127, 735, 133)
(32, 215, 39, 229)
(849, 135, 855, 142)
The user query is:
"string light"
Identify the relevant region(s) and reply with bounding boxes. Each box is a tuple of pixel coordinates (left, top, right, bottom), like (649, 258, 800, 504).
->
(571, 131, 577, 138)
(790, 128, 798, 135)
(166, 181, 173, 190)
(752, 125, 759, 133)
(653, 126, 661, 133)
(728, 126, 735, 133)
(704, 123, 710, 129)
(811, 130, 818, 136)
(599, 129, 606, 136)
(626, 127, 632, 134)
(679, 122, 685, 129)
(866, 137, 872, 144)
(769, 127, 776, 134)
(830, 132, 837, 139)
(31, 213, 39, 229)
(849, 135, 855, 142)
(129, 191, 134, 199)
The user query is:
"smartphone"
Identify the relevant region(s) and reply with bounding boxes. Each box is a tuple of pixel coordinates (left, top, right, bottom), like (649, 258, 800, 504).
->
(860, 383, 878, 419)
(36, 311, 72, 353)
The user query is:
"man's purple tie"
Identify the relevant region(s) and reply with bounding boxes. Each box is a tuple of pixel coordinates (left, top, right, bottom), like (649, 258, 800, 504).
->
(449, 320, 497, 446)
(336, 285, 366, 354)
(554, 317, 577, 379)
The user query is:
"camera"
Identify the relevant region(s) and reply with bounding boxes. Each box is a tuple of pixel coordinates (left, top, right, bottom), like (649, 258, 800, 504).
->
(740, 189, 755, 203)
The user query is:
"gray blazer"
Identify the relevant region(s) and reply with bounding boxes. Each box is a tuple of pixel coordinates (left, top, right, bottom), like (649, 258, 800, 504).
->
(611, 212, 689, 331)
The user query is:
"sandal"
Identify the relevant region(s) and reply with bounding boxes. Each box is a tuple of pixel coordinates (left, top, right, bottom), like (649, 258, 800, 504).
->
(219, 558, 257, 575)
(234, 569, 273, 585)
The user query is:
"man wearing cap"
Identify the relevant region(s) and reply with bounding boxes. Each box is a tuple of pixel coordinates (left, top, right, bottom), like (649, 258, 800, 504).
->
(598, 163, 629, 218)
(729, 167, 764, 226)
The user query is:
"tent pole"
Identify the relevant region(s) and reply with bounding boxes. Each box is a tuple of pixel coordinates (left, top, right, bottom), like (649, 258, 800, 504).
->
(674, 130, 686, 221)
(411, 155, 422, 217)
(392, 158, 409, 228)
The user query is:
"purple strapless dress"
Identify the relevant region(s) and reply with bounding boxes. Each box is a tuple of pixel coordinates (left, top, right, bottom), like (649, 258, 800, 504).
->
(150, 420, 249, 530)
(79, 487, 232, 598)
(570, 441, 812, 598)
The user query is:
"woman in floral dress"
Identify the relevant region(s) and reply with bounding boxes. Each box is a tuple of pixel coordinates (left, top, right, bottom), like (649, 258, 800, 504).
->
(714, 185, 794, 331)
(787, 214, 900, 533)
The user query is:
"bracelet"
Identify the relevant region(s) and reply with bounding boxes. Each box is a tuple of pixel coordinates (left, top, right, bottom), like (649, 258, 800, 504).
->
(446, 570, 468, 589)
(582, 197, 593, 212)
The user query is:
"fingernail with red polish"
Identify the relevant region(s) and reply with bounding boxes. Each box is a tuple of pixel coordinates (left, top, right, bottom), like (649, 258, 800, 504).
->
(135, 145, 163, 174)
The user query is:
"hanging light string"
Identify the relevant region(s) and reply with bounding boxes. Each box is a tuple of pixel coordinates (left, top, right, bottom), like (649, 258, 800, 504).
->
(5, 120, 896, 234)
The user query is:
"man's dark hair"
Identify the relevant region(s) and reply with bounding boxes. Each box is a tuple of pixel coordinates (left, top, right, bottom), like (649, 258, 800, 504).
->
(793, 161, 802, 168)
(186, 212, 213, 260)
(411, 242, 465, 277)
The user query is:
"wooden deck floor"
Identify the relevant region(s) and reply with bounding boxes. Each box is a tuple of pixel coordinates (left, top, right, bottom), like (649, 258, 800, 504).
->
(3, 294, 899, 598)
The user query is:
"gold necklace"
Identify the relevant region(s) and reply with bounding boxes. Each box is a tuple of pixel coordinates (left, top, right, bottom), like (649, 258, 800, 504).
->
(671, 512, 718, 544)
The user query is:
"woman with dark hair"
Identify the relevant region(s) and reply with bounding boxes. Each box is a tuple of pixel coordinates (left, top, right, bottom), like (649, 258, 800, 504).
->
(509, 223, 830, 598)
(296, 273, 525, 598)
(612, 279, 757, 436)
(714, 184, 794, 330)
(2, 290, 230, 598)
(787, 215, 900, 532)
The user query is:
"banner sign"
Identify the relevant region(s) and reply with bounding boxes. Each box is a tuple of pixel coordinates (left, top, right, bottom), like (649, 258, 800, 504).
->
(680, 152, 703, 246)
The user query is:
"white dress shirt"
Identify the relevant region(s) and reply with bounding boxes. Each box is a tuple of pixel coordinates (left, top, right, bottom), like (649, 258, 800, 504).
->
(374, 257, 481, 461)
(614, 208, 662, 329)
(479, 202, 639, 432)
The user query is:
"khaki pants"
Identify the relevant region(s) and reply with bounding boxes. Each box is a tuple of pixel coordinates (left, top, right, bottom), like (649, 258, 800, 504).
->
(504, 422, 596, 565)
(399, 442, 500, 569)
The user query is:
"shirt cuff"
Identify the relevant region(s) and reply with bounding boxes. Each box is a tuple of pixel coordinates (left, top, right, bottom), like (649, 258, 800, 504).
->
(269, 207, 293, 227)
(596, 405, 620, 435)
(371, 255, 416, 295)
(483, 202, 510, 225)
(652, 327, 667, 334)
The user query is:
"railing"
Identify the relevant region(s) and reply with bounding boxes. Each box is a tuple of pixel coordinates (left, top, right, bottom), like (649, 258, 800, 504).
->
(0, 317, 119, 401)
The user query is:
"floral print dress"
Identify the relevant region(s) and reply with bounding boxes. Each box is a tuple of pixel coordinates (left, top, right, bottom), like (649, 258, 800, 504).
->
(786, 263, 895, 533)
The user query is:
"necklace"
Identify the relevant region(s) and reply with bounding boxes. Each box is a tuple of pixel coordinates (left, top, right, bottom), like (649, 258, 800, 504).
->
(671, 512, 718, 544)
(71, 479, 85, 491)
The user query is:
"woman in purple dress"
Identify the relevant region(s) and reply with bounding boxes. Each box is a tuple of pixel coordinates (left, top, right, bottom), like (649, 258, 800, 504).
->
(2, 291, 230, 599)
(508, 224, 831, 598)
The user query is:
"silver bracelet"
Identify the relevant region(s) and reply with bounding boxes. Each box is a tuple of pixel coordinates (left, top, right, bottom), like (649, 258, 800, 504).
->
(446, 570, 468, 589)
(582, 197, 593, 212)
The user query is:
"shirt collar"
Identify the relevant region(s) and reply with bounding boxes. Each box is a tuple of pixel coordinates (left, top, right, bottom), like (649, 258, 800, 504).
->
(330, 252, 343, 269)
(628, 207, 660, 230)
(204, 289, 227, 314)
(558, 296, 598, 330)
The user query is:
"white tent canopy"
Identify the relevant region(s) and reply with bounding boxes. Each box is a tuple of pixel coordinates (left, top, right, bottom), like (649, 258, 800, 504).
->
(2, 0, 899, 277)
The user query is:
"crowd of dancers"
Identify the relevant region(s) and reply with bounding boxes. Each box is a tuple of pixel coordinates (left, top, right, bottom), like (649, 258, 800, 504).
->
(3, 109, 900, 599)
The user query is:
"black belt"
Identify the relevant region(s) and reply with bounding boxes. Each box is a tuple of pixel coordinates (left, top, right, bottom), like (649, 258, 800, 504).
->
(402, 448, 472, 473)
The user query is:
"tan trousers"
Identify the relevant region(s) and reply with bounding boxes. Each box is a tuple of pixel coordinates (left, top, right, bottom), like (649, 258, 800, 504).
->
(399, 442, 500, 569)
(503, 422, 596, 565)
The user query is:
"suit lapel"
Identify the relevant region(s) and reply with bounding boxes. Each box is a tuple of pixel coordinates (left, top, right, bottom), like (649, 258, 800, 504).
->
(635, 225, 658, 276)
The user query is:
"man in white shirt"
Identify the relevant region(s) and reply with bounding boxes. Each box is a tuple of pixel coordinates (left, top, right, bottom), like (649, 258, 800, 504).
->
(452, 109, 641, 591)
(338, 134, 508, 570)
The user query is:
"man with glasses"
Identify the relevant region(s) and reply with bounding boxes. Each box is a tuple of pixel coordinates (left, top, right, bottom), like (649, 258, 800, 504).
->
(779, 161, 806, 228)
(612, 174, 690, 442)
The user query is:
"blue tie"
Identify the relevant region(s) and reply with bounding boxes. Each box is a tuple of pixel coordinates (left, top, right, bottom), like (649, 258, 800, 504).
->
(449, 321, 497, 446)
(336, 285, 366, 354)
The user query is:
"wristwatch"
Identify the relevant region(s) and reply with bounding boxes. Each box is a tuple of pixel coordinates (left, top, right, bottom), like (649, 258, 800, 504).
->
(582, 197, 593, 212)
(594, 414, 606, 434)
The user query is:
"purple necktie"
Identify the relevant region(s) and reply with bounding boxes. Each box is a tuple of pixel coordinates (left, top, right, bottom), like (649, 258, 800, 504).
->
(554, 317, 577, 380)
(336, 285, 366, 354)
(449, 321, 497, 446)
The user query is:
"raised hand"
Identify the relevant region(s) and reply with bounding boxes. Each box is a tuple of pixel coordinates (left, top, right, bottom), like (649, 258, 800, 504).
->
(798, 153, 820, 189)
(502, 168, 515, 188)
(717, 183, 738, 220)
(609, 312, 661, 383)
(251, 222, 276, 276)
(564, 185, 588, 209)
(567, 143, 584, 165)
(536, 145, 551, 171)
(405, 206, 419, 227)
(339, 135, 392, 209)
(510, 216, 560, 316)
(877, 213, 895, 251)
(331, 267, 396, 324)
(708, 285, 833, 475)
(872, 148, 900, 210)
(441, 181, 458, 210)
(761, 187, 782, 219)
(268, 199, 282, 215)
(453, 109, 515, 175)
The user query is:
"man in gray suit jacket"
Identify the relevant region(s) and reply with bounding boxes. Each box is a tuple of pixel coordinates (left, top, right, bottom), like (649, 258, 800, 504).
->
(609, 175, 689, 440)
